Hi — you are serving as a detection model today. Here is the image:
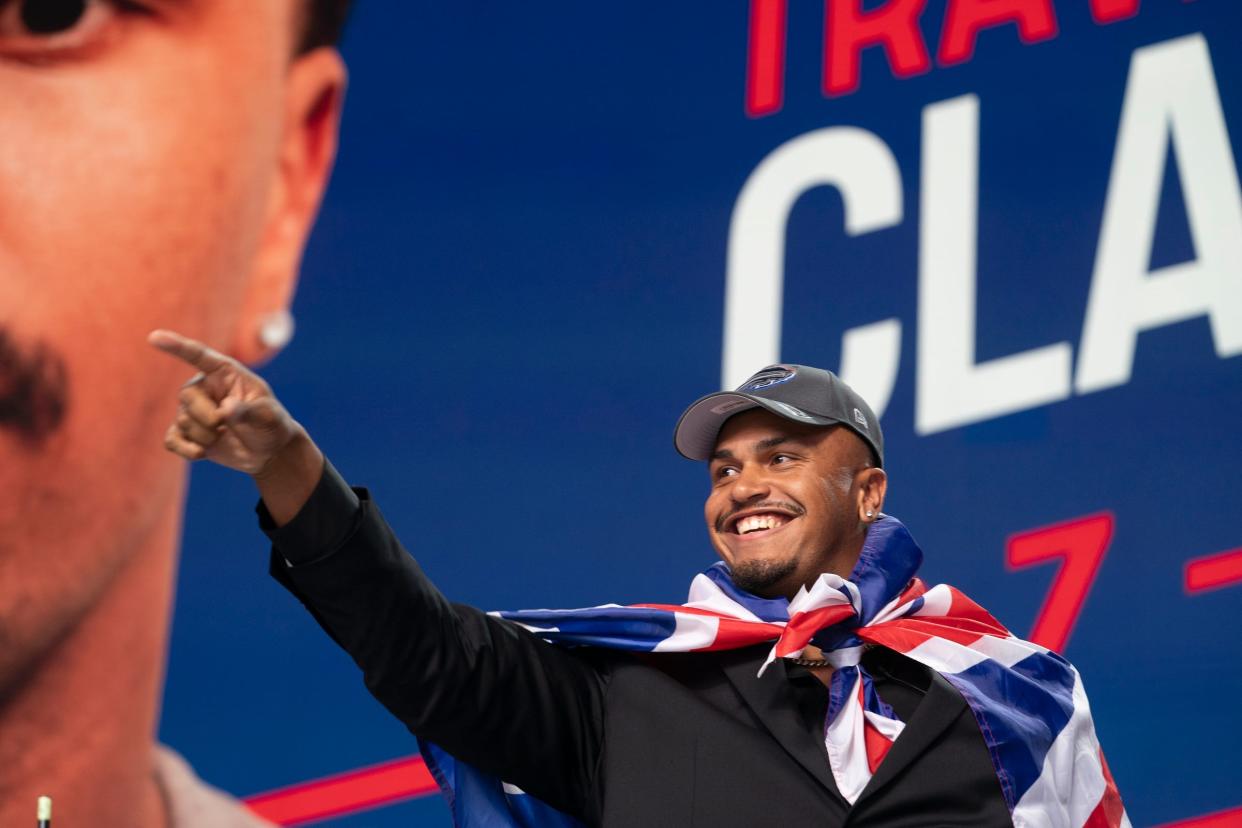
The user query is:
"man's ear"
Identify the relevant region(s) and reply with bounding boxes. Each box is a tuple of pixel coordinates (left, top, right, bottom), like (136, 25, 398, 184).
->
(230, 47, 347, 366)
(856, 467, 888, 522)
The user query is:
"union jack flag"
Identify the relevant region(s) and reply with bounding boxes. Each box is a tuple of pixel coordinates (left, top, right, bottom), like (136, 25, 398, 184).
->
(421, 516, 1128, 828)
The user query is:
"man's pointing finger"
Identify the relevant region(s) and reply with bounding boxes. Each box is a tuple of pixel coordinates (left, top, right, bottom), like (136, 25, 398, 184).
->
(148, 329, 231, 373)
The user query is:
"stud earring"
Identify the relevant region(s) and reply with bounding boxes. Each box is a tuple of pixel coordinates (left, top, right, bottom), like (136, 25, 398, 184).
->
(865, 510, 874, 518)
(258, 310, 295, 350)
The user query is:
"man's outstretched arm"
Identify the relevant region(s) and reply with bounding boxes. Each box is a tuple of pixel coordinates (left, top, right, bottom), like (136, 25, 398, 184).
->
(149, 330, 607, 821)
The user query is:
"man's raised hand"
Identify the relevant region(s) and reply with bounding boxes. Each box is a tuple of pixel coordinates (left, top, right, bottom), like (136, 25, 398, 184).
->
(150, 329, 325, 526)
(148, 330, 303, 476)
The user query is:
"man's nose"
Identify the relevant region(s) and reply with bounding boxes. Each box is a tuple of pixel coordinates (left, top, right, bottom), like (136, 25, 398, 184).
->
(730, 463, 771, 503)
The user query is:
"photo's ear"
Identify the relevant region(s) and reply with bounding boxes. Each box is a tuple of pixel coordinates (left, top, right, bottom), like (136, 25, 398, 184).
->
(230, 47, 348, 366)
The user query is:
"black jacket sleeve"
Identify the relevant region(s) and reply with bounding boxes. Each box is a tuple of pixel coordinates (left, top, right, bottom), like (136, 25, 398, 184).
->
(262, 461, 607, 822)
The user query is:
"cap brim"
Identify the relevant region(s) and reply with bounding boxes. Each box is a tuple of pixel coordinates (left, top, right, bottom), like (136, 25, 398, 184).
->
(673, 392, 839, 460)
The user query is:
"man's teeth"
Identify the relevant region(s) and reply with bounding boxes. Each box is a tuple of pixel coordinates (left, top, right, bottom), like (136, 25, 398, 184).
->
(736, 514, 790, 535)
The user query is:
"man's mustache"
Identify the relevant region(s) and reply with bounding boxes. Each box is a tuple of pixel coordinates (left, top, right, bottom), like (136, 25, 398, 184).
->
(0, 327, 68, 446)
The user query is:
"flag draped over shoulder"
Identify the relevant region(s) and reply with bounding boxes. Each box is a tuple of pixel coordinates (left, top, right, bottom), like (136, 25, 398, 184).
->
(419, 516, 1128, 828)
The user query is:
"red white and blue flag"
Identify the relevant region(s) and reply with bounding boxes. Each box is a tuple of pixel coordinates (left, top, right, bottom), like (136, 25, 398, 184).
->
(420, 516, 1128, 827)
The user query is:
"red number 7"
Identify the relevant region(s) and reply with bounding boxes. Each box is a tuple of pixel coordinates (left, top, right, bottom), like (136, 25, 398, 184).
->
(1005, 513, 1115, 653)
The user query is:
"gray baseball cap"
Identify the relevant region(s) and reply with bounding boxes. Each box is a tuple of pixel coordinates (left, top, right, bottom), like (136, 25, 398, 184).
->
(674, 364, 883, 467)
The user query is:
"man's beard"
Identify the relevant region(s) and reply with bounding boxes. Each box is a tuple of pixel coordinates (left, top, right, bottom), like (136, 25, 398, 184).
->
(730, 556, 799, 598)
(0, 327, 68, 446)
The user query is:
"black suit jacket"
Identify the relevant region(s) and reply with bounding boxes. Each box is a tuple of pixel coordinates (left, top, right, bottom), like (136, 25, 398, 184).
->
(266, 464, 1010, 826)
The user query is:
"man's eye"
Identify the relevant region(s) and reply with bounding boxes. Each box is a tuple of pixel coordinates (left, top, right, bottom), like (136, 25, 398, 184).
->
(715, 466, 738, 479)
(772, 454, 790, 464)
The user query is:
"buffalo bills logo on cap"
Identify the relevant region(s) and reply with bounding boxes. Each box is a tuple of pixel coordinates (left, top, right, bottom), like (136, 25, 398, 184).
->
(741, 364, 796, 392)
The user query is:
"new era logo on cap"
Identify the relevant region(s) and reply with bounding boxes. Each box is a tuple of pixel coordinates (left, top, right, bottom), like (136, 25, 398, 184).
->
(853, 408, 868, 430)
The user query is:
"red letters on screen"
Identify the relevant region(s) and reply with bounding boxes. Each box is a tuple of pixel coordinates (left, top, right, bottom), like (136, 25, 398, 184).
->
(1089, 0, 1141, 25)
(939, 0, 1058, 65)
(745, 0, 787, 117)
(743, 0, 1163, 115)
(823, 0, 931, 97)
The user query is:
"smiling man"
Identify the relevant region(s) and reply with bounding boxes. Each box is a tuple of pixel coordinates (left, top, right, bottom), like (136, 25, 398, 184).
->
(152, 339, 1127, 826)
(0, 1, 349, 825)
(682, 366, 888, 600)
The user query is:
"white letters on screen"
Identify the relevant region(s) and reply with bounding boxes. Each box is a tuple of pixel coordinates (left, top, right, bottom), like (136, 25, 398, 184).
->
(1076, 34, 1242, 393)
(839, 319, 903, 422)
(723, 127, 903, 415)
(916, 95, 1073, 435)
